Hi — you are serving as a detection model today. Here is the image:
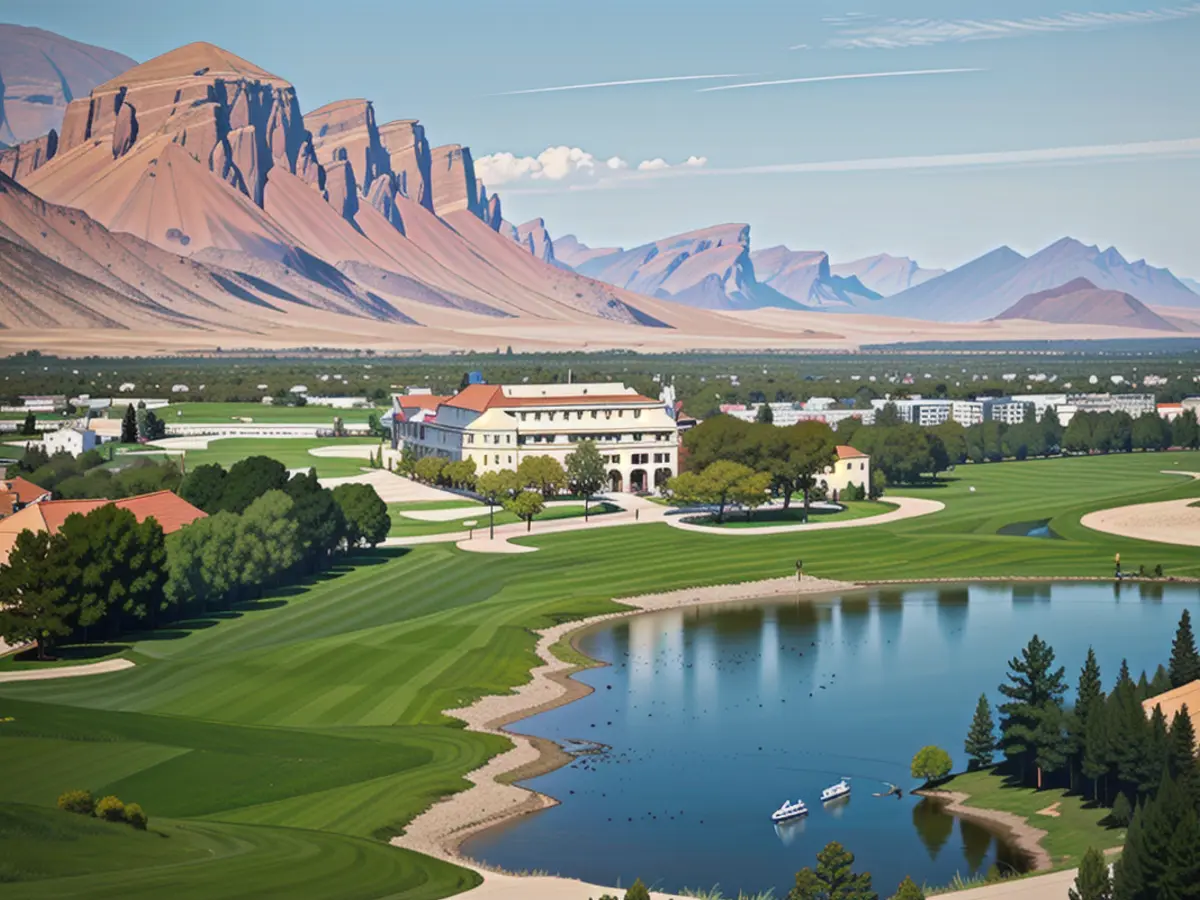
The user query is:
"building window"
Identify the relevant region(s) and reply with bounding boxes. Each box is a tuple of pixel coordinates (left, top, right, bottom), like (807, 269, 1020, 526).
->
(506, 435, 512, 444)
(591, 411, 598, 419)
(508, 455, 513, 464)
(633, 433, 643, 441)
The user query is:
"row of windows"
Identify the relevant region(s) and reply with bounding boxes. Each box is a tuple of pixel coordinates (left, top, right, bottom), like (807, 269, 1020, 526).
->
(603, 452, 673, 465)
(518, 408, 646, 422)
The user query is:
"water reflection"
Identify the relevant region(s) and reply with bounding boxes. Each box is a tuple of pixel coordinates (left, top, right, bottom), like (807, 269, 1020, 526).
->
(1012, 584, 1052, 603)
(936, 588, 970, 645)
(912, 797, 955, 861)
(822, 794, 851, 819)
(773, 818, 806, 845)
(960, 818, 994, 874)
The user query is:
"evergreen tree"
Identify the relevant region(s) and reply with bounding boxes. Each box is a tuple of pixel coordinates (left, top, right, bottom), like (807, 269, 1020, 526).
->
(1033, 702, 1070, 788)
(1069, 847, 1112, 900)
(1150, 664, 1173, 697)
(1138, 706, 1171, 796)
(1070, 649, 1105, 789)
(965, 694, 997, 770)
(1168, 706, 1200, 807)
(756, 403, 775, 424)
(120, 403, 138, 444)
(1169, 610, 1200, 688)
(787, 841, 878, 900)
(998, 635, 1068, 786)
(1109, 792, 1133, 828)
(624, 879, 651, 900)
(1114, 770, 1194, 900)
(1082, 696, 1111, 803)
(888, 876, 924, 900)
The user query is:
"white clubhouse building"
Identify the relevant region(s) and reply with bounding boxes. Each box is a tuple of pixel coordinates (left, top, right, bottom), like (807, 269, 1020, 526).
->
(392, 383, 680, 492)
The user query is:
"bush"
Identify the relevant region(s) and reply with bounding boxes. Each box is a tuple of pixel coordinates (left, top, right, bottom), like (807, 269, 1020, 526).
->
(124, 802, 148, 830)
(95, 795, 126, 822)
(57, 789, 95, 815)
(625, 880, 651, 900)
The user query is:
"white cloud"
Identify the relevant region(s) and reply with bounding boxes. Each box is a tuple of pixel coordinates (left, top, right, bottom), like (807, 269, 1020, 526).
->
(699, 68, 983, 93)
(476, 147, 707, 186)
(821, 4, 1200, 49)
(495, 73, 750, 96)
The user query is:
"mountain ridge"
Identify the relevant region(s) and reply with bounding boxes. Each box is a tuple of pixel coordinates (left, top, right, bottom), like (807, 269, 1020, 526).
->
(993, 277, 1181, 332)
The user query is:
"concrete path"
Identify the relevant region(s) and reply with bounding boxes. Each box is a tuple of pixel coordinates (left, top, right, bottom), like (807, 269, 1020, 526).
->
(1080, 471, 1200, 548)
(665, 496, 944, 535)
(0, 658, 134, 683)
(946, 868, 1077, 900)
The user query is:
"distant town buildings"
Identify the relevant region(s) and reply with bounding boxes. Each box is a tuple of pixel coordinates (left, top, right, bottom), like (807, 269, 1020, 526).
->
(42, 427, 98, 458)
(393, 382, 681, 492)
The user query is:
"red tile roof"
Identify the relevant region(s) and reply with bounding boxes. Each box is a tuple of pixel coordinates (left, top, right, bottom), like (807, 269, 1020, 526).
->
(1, 476, 49, 505)
(836, 445, 869, 460)
(441, 384, 504, 412)
(499, 393, 657, 408)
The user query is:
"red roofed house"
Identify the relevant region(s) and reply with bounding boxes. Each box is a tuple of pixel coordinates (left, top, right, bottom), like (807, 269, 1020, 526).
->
(393, 382, 680, 493)
(0, 476, 51, 518)
(820, 446, 871, 500)
(0, 491, 206, 565)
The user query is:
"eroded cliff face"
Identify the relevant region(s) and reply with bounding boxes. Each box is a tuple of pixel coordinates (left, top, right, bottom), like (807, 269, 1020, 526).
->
(378, 119, 432, 210)
(0, 130, 58, 180)
(429, 144, 484, 218)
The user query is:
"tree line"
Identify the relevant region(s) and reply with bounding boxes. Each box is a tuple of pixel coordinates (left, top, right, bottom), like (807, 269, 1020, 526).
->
(403, 441, 610, 535)
(957, 610, 1200, 898)
(0, 456, 390, 657)
(12, 444, 182, 500)
(672, 416, 856, 521)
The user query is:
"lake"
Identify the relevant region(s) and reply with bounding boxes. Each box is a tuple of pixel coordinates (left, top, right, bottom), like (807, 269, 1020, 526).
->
(463, 581, 1199, 896)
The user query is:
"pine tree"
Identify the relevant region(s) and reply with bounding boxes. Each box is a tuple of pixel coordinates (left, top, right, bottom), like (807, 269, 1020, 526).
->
(1168, 706, 1200, 807)
(998, 635, 1068, 786)
(787, 841, 878, 900)
(120, 403, 138, 444)
(1069, 847, 1112, 900)
(965, 694, 997, 770)
(1082, 696, 1111, 803)
(1070, 649, 1105, 789)
(888, 875, 924, 900)
(1170, 610, 1200, 688)
(1138, 706, 1170, 796)
(1033, 702, 1070, 789)
(1150, 664, 1172, 697)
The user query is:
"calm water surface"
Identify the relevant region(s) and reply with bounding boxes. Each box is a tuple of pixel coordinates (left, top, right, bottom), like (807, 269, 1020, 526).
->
(464, 582, 1199, 895)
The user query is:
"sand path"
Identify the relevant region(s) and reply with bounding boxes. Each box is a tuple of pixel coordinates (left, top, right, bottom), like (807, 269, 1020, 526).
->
(320, 470, 466, 504)
(1080, 471, 1200, 547)
(0, 658, 134, 683)
(666, 496, 943, 535)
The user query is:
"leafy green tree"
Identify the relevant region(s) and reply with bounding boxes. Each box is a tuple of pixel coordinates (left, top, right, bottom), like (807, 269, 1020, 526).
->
(682, 415, 753, 470)
(218, 455, 288, 514)
(566, 440, 606, 519)
(889, 876, 924, 900)
(1069, 847, 1112, 900)
(769, 421, 838, 517)
(504, 489, 546, 532)
(787, 841, 878, 900)
(874, 403, 904, 427)
(413, 455, 446, 485)
(517, 455, 567, 499)
(332, 483, 390, 548)
(623, 879, 651, 900)
(1173, 409, 1199, 450)
(120, 403, 138, 444)
(998, 635, 1068, 786)
(179, 463, 228, 513)
(852, 425, 932, 484)
(285, 470, 346, 571)
(477, 469, 520, 538)
(442, 458, 478, 490)
(911, 745, 953, 785)
(690, 460, 757, 523)
(731, 470, 773, 520)
(1063, 412, 1095, 454)
(96, 795, 126, 822)
(1131, 413, 1170, 452)
(231, 490, 302, 591)
(964, 694, 997, 770)
(756, 403, 775, 424)
(0, 530, 73, 658)
(1169, 609, 1200, 688)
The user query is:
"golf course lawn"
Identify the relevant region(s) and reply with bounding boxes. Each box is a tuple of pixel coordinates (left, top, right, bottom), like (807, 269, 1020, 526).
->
(690, 500, 894, 528)
(2, 452, 1199, 897)
(107, 402, 386, 426)
(182, 437, 380, 477)
(387, 502, 619, 537)
(931, 769, 1118, 870)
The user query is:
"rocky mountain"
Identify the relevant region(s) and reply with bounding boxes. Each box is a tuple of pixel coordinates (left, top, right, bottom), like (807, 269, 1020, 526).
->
(554, 234, 620, 268)
(750, 246, 879, 311)
(0, 24, 135, 148)
(877, 238, 1200, 322)
(550, 225, 802, 311)
(993, 278, 1179, 332)
(829, 253, 944, 297)
(3, 40, 762, 339)
(1183, 277, 1200, 296)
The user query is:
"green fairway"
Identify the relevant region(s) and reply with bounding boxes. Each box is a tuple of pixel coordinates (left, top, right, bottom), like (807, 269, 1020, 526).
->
(109, 402, 386, 426)
(689, 500, 894, 528)
(182, 438, 380, 477)
(388, 502, 618, 536)
(1, 452, 1199, 897)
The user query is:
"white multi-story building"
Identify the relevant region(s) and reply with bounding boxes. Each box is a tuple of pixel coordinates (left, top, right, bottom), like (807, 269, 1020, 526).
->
(986, 400, 1031, 426)
(393, 383, 680, 492)
(951, 401, 985, 427)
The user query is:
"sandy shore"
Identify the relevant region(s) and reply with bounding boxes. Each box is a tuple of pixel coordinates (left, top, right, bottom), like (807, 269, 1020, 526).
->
(1078, 470, 1200, 547)
(390, 574, 857, 893)
(914, 789, 1052, 872)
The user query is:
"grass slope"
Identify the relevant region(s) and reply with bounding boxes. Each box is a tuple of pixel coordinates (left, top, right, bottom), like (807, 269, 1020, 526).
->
(1, 453, 1198, 897)
(182, 438, 379, 477)
(109, 403, 385, 426)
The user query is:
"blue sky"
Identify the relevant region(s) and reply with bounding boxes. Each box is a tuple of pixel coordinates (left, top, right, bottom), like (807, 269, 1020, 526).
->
(5, 0, 1199, 273)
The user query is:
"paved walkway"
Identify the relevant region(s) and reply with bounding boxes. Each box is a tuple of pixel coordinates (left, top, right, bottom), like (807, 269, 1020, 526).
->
(0, 658, 134, 683)
(947, 868, 1078, 900)
(320, 470, 466, 504)
(1080, 471, 1200, 548)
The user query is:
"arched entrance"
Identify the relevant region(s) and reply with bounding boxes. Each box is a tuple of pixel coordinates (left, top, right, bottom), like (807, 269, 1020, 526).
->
(608, 469, 623, 492)
(630, 469, 648, 492)
(654, 468, 672, 490)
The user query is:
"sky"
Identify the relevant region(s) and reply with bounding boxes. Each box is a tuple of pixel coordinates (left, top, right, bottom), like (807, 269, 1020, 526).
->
(5, 0, 1199, 273)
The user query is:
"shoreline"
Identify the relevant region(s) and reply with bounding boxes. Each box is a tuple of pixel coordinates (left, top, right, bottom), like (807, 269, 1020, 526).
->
(913, 789, 1052, 872)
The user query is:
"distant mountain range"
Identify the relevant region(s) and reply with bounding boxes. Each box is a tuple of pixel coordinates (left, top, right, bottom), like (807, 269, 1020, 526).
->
(0, 25, 135, 148)
(874, 237, 1200, 321)
(994, 278, 1179, 332)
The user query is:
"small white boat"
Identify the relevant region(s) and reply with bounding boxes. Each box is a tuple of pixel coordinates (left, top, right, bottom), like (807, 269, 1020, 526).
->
(770, 799, 809, 823)
(821, 779, 851, 803)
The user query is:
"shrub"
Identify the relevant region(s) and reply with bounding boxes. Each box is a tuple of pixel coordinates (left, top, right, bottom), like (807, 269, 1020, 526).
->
(1155, 563, 1164, 578)
(911, 745, 953, 784)
(57, 789, 95, 815)
(626, 880, 651, 900)
(95, 795, 126, 822)
(124, 802, 148, 830)
(1108, 791, 1133, 827)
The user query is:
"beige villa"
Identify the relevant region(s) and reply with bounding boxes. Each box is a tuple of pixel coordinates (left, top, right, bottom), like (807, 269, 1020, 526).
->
(821, 445, 871, 499)
(392, 382, 680, 492)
